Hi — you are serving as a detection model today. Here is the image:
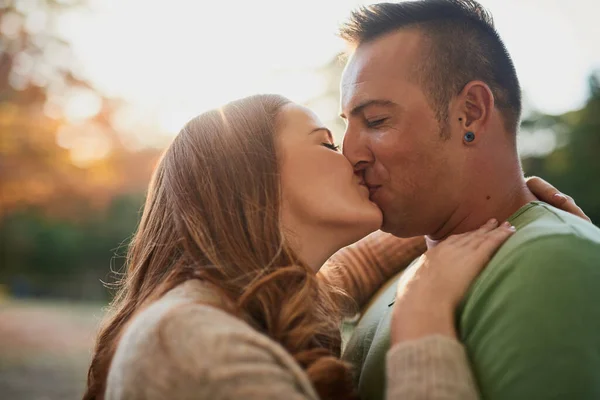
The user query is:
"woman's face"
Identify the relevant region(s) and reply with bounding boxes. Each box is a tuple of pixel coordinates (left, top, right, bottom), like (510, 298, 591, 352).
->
(278, 103, 382, 248)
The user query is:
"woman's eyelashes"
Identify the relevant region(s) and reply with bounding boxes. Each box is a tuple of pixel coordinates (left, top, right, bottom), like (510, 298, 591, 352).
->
(322, 142, 340, 152)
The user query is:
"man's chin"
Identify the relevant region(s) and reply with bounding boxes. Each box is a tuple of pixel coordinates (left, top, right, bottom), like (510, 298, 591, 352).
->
(380, 219, 404, 237)
(380, 215, 422, 238)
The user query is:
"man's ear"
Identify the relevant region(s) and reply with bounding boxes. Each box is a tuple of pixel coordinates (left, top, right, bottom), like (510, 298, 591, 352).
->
(453, 81, 494, 142)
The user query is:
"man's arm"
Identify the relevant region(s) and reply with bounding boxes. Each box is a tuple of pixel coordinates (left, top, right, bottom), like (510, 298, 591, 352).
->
(460, 235, 600, 399)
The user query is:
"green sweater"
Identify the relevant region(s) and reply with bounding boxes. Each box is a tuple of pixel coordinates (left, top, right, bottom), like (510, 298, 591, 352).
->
(342, 202, 600, 400)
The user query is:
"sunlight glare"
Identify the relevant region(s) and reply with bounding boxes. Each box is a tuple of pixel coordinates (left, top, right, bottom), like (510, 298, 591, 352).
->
(54, 0, 599, 150)
(56, 122, 113, 167)
(63, 88, 103, 123)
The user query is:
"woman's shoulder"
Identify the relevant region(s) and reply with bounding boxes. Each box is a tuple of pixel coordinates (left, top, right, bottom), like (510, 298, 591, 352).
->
(105, 280, 318, 400)
(114, 280, 250, 346)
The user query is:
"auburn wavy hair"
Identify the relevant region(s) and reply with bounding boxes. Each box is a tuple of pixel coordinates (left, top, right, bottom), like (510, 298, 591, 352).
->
(83, 94, 358, 400)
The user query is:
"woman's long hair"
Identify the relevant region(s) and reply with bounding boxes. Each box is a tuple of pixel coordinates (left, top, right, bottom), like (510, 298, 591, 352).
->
(83, 94, 357, 400)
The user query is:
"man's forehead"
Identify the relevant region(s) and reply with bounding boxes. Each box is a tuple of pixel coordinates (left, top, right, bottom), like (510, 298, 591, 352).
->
(340, 28, 424, 106)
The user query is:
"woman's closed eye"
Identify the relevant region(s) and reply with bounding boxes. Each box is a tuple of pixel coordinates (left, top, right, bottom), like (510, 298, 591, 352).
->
(322, 142, 340, 152)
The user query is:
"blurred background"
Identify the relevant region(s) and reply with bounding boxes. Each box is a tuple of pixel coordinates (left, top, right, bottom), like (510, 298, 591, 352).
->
(0, 0, 598, 398)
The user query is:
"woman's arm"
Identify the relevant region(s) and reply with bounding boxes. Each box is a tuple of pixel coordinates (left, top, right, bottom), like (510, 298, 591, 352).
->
(387, 335, 479, 400)
(318, 232, 426, 311)
(105, 303, 320, 400)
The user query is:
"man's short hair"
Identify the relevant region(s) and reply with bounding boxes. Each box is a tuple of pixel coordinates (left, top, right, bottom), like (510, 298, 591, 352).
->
(339, 0, 522, 135)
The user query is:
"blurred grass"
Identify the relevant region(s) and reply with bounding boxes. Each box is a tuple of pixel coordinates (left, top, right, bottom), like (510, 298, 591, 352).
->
(0, 298, 105, 400)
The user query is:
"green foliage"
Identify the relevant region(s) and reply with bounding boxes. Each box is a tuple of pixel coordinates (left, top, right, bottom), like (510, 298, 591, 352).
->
(0, 194, 144, 300)
(522, 72, 600, 226)
(0, 0, 155, 301)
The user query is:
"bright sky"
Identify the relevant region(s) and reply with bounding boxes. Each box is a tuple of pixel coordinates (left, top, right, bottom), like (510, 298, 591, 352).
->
(58, 0, 600, 142)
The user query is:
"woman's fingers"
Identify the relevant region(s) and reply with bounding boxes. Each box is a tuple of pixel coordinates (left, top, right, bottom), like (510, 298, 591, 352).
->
(475, 222, 516, 259)
(452, 218, 498, 246)
(452, 224, 516, 285)
(390, 221, 516, 344)
(526, 176, 591, 222)
(551, 195, 591, 222)
(526, 176, 560, 202)
(477, 218, 500, 234)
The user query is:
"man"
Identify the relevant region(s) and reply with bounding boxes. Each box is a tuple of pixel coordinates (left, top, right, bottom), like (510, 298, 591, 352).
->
(337, 1, 600, 399)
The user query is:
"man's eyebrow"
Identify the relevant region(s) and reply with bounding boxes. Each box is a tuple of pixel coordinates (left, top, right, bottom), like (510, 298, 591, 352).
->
(339, 99, 395, 119)
(309, 127, 333, 142)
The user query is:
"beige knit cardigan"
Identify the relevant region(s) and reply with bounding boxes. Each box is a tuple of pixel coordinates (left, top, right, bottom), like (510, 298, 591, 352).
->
(105, 234, 479, 399)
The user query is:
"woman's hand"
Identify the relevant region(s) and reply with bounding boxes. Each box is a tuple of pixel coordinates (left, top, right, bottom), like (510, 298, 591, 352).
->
(390, 219, 515, 345)
(526, 176, 591, 222)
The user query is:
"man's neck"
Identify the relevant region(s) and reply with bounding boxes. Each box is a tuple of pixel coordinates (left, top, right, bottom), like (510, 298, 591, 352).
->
(426, 174, 537, 249)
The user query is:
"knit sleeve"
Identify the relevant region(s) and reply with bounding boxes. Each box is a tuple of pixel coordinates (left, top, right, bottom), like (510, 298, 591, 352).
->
(105, 303, 319, 400)
(320, 232, 426, 310)
(386, 335, 480, 400)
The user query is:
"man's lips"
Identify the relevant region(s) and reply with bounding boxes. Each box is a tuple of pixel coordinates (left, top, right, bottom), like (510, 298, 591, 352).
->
(367, 185, 381, 197)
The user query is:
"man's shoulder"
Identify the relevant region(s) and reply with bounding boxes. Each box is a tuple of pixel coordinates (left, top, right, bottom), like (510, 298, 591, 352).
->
(481, 201, 599, 270)
(508, 201, 600, 246)
(458, 204, 600, 399)
(461, 202, 600, 321)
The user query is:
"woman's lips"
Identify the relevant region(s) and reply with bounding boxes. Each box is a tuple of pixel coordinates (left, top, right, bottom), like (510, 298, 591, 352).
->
(358, 182, 370, 195)
(358, 179, 380, 200)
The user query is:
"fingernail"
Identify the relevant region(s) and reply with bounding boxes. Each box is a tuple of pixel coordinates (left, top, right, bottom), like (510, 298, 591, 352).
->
(553, 193, 567, 203)
(489, 218, 498, 224)
(502, 221, 511, 227)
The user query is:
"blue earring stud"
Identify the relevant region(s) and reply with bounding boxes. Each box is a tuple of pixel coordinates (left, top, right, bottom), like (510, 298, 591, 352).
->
(464, 131, 475, 142)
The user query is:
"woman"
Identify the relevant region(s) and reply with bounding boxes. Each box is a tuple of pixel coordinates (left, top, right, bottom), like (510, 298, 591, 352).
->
(84, 95, 585, 400)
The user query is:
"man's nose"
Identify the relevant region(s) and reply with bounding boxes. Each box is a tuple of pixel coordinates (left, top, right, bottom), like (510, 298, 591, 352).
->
(342, 126, 374, 171)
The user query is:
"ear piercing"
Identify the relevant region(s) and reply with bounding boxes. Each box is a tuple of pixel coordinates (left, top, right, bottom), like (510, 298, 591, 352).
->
(460, 118, 475, 143)
(464, 131, 475, 142)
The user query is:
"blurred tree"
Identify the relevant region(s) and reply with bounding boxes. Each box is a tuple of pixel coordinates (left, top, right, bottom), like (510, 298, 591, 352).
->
(521, 72, 600, 225)
(0, 0, 158, 217)
(0, 1, 159, 299)
(0, 193, 144, 300)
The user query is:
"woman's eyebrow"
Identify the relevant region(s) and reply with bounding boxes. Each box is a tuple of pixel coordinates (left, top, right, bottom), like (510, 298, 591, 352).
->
(309, 127, 333, 142)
